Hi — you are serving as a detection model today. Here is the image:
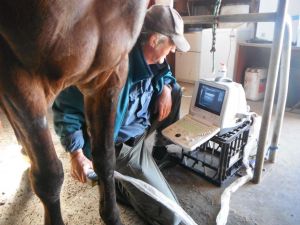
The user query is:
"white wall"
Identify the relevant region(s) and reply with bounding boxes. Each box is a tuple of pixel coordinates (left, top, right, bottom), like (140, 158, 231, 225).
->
(155, 0, 173, 7)
(257, 0, 300, 43)
(288, 0, 300, 15)
(289, 0, 300, 46)
(259, 0, 300, 14)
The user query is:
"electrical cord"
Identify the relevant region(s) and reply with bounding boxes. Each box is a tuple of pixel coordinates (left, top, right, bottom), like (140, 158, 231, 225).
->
(210, 0, 223, 73)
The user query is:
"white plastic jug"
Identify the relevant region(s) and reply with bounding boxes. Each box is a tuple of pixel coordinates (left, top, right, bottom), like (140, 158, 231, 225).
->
(244, 68, 267, 101)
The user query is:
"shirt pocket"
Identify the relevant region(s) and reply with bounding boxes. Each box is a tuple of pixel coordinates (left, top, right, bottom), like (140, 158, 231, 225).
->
(123, 88, 143, 126)
(137, 89, 153, 118)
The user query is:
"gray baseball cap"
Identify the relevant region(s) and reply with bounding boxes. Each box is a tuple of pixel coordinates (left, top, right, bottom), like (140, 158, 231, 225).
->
(143, 5, 190, 52)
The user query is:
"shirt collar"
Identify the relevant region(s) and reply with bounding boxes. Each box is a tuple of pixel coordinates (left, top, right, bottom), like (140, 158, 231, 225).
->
(129, 43, 153, 83)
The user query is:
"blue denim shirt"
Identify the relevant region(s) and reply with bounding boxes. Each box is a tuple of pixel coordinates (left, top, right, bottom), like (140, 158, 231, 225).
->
(113, 44, 175, 141)
(116, 77, 153, 143)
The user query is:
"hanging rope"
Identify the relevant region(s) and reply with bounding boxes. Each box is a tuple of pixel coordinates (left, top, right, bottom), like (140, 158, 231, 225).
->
(210, 0, 222, 73)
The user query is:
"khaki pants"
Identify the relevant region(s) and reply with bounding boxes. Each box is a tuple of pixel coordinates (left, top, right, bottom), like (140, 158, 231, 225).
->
(115, 136, 180, 225)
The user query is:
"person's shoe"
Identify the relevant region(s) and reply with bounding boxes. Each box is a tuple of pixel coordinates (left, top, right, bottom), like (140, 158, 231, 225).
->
(152, 146, 178, 170)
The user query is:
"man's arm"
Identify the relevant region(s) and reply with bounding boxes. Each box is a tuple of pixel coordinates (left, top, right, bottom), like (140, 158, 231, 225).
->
(156, 84, 173, 121)
(69, 149, 93, 183)
(52, 86, 93, 183)
(151, 59, 176, 121)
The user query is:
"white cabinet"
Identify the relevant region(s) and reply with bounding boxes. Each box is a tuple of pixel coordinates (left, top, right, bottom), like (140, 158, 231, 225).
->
(175, 31, 202, 83)
(175, 28, 251, 83)
(175, 51, 201, 83)
(200, 28, 238, 79)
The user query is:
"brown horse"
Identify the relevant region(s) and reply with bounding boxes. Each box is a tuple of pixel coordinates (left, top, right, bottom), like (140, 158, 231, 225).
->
(0, 1, 148, 224)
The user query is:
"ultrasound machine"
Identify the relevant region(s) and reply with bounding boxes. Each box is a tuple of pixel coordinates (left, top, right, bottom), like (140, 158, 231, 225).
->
(162, 78, 249, 151)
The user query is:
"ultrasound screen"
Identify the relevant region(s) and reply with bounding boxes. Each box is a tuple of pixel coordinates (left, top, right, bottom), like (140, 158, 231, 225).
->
(195, 83, 225, 115)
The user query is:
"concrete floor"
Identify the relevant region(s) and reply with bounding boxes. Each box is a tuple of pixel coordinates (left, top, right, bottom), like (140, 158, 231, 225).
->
(0, 82, 299, 225)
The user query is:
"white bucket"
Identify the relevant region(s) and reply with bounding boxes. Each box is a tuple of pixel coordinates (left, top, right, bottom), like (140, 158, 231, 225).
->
(244, 68, 267, 101)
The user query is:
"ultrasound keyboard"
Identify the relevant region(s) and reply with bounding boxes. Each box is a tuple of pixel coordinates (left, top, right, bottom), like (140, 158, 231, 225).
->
(162, 115, 220, 151)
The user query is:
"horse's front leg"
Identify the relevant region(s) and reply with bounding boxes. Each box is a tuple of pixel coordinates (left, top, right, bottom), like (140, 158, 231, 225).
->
(83, 62, 127, 225)
(0, 73, 64, 225)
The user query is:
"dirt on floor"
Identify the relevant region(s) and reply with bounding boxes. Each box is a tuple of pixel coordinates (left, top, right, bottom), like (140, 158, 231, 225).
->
(0, 99, 299, 225)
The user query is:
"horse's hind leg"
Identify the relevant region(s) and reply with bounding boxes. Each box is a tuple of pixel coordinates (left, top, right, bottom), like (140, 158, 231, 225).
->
(0, 73, 64, 225)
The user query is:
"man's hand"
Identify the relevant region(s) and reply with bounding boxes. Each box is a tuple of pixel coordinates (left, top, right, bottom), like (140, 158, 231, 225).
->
(69, 149, 93, 183)
(156, 85, 172, 121)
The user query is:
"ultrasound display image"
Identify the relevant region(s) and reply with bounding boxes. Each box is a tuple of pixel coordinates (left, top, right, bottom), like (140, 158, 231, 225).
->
(195, 84, 225, 115)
